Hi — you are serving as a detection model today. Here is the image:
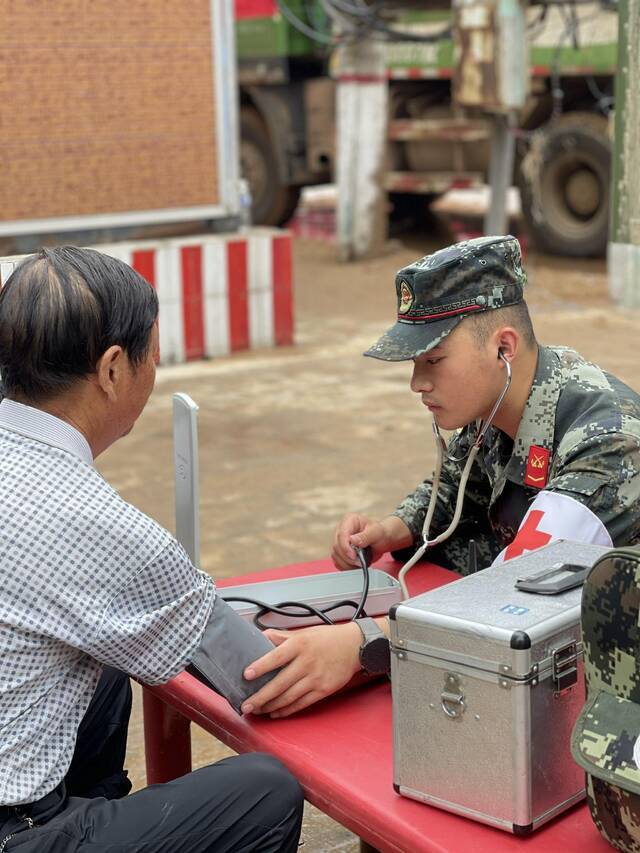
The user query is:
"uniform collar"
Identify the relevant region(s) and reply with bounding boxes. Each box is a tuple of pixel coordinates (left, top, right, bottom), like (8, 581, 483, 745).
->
(484, 346, 562, 498)
(0, 398, 94, 465)
(512, 345, 561, 460)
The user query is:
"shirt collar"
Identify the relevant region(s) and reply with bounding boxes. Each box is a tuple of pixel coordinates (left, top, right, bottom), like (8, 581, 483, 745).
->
(0, 399, 94, 464)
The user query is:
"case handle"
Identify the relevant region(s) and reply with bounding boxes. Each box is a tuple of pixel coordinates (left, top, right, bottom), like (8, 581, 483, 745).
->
(441, 673, 466, 718)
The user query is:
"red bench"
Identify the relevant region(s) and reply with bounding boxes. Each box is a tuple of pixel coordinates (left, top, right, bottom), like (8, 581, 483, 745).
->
(142, 556, 611, 853)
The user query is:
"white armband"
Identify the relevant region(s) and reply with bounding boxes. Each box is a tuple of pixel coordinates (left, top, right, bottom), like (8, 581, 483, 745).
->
(492, 490, 612, 565)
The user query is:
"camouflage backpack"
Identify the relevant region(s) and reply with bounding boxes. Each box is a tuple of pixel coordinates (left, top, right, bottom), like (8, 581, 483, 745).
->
(571, 547, 640, 851)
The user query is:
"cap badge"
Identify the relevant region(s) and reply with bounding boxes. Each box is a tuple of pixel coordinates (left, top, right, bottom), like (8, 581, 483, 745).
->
(398, 280, 414, 315)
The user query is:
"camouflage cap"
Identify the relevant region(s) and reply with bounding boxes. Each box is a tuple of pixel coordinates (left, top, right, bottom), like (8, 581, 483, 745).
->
(364, 235, 527, 362)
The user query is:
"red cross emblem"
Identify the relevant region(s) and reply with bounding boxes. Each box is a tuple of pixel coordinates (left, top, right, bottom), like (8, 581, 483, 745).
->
(504, 509, 552, 561)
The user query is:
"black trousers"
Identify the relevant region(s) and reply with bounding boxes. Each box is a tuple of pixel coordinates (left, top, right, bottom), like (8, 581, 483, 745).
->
(1, 668, 304, 852)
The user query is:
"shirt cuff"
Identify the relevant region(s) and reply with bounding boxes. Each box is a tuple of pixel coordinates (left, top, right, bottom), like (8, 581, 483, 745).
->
(187, 596, 280, 714)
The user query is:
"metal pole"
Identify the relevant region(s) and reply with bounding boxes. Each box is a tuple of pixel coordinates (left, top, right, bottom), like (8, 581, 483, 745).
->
(173, 393, 200, 567)
(608, 0, 640, 305)
(484, 113, 516, 236)
(142, 394, 199, 788)
(335, 39, 388, 261)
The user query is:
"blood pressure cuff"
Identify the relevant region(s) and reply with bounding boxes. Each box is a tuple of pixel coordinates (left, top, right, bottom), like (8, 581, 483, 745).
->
(187, 595, 280, 714)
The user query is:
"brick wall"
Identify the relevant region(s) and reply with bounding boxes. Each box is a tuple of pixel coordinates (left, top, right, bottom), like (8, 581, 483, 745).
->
(1, 1, 219, 222)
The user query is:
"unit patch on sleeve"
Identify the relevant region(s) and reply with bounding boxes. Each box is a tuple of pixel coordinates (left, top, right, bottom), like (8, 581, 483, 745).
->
(524, 445, 550, 489)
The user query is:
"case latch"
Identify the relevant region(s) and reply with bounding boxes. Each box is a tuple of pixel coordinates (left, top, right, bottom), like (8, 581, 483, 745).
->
(552, 641, 578, 693)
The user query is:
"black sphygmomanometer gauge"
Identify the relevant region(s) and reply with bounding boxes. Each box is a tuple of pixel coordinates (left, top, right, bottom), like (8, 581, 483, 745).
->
(514, 561, 591, 595)
(222, 545, 374, 629)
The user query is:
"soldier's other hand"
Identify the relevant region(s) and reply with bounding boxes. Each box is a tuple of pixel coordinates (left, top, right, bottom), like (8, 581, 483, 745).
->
(241, 622, 362, 718)
(331, 513, 389, 570)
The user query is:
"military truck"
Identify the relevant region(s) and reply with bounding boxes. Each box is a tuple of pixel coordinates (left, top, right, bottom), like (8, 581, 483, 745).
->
(235, 0, 617, 257)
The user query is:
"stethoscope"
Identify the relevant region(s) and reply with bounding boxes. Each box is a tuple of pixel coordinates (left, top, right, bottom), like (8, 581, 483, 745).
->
(397, 351, 512, 598)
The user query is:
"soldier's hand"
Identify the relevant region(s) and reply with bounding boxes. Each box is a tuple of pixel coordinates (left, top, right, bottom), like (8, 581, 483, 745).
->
(241, 622, 362, 718)
(332, 514, 415, 570)
(331, 513, 390, 570)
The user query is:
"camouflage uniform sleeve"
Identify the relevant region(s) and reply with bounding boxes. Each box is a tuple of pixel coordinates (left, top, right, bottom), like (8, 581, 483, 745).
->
(392, 428, 491, 544)
(548, 431, 640, 546)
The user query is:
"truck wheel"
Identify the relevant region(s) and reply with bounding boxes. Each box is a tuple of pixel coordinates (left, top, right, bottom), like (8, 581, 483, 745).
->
(240, 110, 301, 226)
(518, 112, 610, 257)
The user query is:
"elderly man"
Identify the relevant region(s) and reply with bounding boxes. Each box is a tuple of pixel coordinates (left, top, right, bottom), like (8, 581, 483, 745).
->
(243, 235, 640, 718)
(0, 247, 303, 852)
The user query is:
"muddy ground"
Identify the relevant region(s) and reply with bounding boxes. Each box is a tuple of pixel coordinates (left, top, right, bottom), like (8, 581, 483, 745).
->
(96, 234, 640, 851)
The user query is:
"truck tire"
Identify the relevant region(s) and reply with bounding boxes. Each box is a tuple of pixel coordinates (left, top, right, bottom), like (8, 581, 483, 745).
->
(240, 109, 301, 226)
(518, 112, 610, 257)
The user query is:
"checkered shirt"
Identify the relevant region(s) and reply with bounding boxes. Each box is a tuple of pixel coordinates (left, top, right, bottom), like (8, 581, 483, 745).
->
(0, 400, 215, 805)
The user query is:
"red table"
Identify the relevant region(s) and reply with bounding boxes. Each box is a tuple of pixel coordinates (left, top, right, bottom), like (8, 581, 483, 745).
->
(142, 556, 611, 853)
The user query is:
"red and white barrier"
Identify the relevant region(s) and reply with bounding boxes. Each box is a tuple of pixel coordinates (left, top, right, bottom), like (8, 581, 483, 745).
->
(0, 228, 294, 365)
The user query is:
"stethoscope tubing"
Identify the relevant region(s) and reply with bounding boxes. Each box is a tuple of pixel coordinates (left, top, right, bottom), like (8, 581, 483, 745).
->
(397, 353, 512, 598)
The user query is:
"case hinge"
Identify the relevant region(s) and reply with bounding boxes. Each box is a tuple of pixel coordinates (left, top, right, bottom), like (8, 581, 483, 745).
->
(552, 641, 578, 693)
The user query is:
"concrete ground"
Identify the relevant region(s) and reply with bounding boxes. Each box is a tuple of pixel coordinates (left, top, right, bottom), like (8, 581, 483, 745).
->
(96, 234, 640, 851)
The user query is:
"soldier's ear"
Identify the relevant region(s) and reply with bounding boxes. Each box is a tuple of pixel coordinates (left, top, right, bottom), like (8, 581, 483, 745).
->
(494, 328, 518, 362)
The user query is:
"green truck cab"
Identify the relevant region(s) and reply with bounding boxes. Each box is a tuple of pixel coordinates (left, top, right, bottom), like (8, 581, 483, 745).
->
(235, 0, 617, 256)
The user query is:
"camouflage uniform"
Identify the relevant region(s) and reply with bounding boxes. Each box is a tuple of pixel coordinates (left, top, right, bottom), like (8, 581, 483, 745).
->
(364, 235, 640, 574)
(571, 548, 640, 850)
(393, 345, 640, 574)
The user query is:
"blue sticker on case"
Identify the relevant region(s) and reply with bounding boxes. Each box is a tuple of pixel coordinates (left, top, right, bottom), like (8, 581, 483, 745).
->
(500, 604, 530, 616)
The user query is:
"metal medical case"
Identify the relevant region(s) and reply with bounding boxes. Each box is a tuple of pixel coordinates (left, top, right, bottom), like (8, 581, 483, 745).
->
(389, 540, 611, 833)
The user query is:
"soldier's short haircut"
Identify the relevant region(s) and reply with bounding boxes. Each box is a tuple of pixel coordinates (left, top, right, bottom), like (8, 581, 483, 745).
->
(0, 246, 159, 403)
(466, 301, 537, 350)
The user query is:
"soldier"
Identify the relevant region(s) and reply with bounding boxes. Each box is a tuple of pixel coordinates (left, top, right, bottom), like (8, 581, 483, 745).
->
(243, 234, 640, 719)
(330, 234, 640, 575)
